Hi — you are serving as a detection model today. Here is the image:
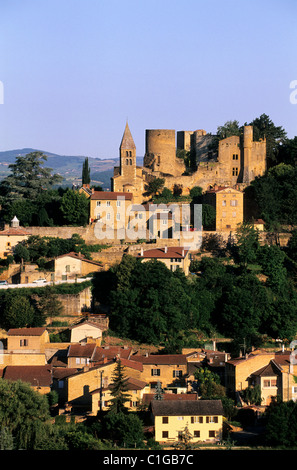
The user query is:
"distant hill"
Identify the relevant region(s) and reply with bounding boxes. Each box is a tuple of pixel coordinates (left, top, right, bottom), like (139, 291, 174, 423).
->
(0, 148, 143, 191)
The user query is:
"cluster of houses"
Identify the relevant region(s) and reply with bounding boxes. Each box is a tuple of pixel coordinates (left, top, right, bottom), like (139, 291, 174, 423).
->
(0, 322, 296, 444)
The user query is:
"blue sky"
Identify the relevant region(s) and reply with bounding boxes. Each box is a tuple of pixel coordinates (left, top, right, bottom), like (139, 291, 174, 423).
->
(0, 0, 296, 159)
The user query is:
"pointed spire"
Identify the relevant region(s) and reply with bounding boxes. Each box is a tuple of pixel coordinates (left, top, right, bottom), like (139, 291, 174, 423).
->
(120, 121, 136, 150)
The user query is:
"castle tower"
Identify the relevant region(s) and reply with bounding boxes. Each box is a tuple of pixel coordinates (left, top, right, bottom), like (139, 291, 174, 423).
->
(119, 121, 136, 182)
(243, 125, 253, 184)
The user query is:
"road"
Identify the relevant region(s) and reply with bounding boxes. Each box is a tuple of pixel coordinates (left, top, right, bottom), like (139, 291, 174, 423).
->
(0, 277, 92, 289)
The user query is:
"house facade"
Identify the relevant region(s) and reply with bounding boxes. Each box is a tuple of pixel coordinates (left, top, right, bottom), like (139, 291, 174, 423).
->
(137, 247, 191, 275)
(151, 399, 224, 444)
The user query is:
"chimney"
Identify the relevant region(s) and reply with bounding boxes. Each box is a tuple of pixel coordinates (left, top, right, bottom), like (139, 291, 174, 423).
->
(140, 247, 144, 256)
(164, 246, 168, 253)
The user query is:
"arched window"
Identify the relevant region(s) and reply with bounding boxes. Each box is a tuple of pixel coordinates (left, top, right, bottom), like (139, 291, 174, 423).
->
(130, 159, 132, 165)
(126, 159, 129, 165)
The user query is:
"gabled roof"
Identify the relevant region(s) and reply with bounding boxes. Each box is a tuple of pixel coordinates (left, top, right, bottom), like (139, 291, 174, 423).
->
(67, 343, 97, 358)
(137, 247, 188, 260)
(2, 365, 52, 387)
(132, 354, 188, 366)
(69, 320, 103, 331)
(151, 399, 224, 416)
(0, 227, 30, 236)
(55, 252, 102, 266)
(251, 360, 282, 377)
(90, 191, 133, 200)
(120, 122, 136, 150)
(142, 393, 198, 405)
(7, 327, 47, 337)
(92, 346, 132, 362)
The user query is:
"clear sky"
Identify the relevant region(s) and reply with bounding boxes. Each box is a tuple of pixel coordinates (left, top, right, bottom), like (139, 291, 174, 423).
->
(0, 0, 296, 159)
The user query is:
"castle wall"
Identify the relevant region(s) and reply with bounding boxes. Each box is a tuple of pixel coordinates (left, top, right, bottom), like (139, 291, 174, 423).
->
(144, 129, 185, 177)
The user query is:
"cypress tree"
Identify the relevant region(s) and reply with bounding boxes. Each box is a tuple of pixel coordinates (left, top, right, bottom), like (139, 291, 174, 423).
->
(82, 157, 91, 185)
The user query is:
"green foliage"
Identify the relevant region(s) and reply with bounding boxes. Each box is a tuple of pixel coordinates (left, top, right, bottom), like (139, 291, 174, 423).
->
(0, 292, 35, 329)
(82, 157, 91, 185)
(241, 385, 262, 406)
(60, 189, 90, 226)
(248, 163, 297, 228)
(264, 400, 297, 447)
(103, 412, 145, 448)
(0, 379, 51, 449)
(108, 360, 131, 414)
(145, 178, 165, 197)
(0, 152, 63, 203)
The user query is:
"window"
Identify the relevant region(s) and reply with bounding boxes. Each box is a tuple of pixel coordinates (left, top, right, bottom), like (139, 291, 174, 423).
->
(209, 431, 216, 438)
(191, 416, 203, 423)
(230, 199, 238, 206)
(177, 416, 184, 421)
(194, 431, 200, 438)
(206, 416, 218, 423)
(65, 265, 70, 272)
(222, 200, 226, 206)
(117, 200, 121, 207)
(151, 369, 160, 376)
(116, 214, 120, 221)
(162, 431, 169, 438)
(106, 213, 111, 220)
(106, 201, 111, 206)
(96, 201, 101, 206)
(232, 212, 237, 218)
(173, 370, 182, 378)
(20, 339, 28, 347)
(232, 167, 238, 176)
(222, 211, 226, 218)
(162, 417, 169, 424)
(264, 379, 277, 387)
(233, 154, 239, 160)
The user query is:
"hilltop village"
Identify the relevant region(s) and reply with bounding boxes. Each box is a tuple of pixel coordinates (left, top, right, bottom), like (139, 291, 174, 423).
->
(0, 117, 297, 450)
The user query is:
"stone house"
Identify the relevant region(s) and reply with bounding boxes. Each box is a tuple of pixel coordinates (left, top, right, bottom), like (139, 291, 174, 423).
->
(54, 252, 102, 281)
(249, 353, 297, 405)
(132, 354, 189, 392)
(0, 217, 30, 259)
(7, 327, 49, 353)
(137, 246, 191, 275)
(2, 364, 52, 394)
(69, 320, 104, 344)
(150, 399, 224, 444)
(224, 348, 296, 402)
(203, 185, 244, 231)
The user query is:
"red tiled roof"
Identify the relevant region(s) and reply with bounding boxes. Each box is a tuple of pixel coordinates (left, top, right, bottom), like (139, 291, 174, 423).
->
(0, 228, 30, 236)
(67, 343, 97, 358)
(55, 252, 102, 265)
(90, 191, 133, 200)
(119, 357, 143, 372)
(7, 327, 47, 336)
(138, 247, 188, 259)
(132, 354, 188, 366)
(142, 393, 198, 405)
(92, 346, 132, 362)
(2, 365, 52, 387)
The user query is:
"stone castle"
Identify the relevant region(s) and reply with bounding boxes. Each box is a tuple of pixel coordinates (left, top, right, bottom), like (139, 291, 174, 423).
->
(111, 122, 266, 203)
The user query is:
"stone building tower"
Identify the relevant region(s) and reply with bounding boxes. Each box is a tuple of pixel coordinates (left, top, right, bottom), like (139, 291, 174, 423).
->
(119, 121, 136, 182)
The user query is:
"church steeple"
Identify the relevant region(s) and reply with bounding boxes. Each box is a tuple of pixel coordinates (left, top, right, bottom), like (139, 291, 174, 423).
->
(119, 121, 136, 179)
(120, 121, 136, 151)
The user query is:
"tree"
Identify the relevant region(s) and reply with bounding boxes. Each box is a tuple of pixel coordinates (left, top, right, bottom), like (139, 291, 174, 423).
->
(234, 223, 260, 267)
(0, 378, 51, 449)
(248, 114, 287, 165)
(0, 152, 63, 203)
(103, 412, 145, 448)
(1, 292, 35, 329)
(241, 385, 262, 406)
(82, 157, 91, 185)
(154, 381, 164, 400)
(60, 189, 89, 226)
(108, 360, 131, 414)
(145, 178, 165, 197)
(264, 400, 297, 447)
